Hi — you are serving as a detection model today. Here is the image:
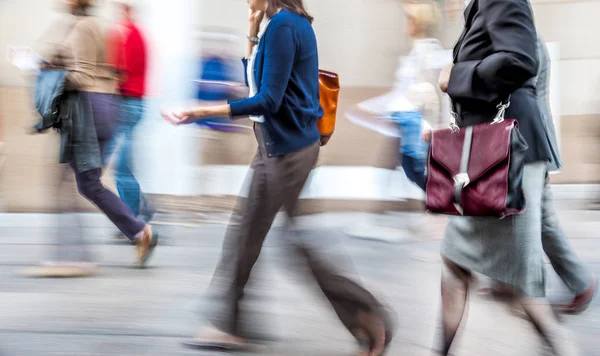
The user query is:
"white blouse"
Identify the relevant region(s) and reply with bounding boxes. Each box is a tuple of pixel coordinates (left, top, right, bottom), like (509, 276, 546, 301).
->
(358, 38, 450, 114)
(246, 20, 270, 123)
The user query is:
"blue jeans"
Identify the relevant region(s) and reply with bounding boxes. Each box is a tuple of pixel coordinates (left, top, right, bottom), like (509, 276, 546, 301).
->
(104, 97, 144, 216)
(401, 154, 427, 191)
(392, 111, 428, 191)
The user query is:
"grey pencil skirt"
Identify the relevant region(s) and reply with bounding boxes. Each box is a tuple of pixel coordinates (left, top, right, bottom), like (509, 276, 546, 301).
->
(441, 161, 547, 298)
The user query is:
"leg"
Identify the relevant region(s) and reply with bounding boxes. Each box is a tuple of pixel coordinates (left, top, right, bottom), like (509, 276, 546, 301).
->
(279, 144, 394, 355)
(284, 227, 392, 355)
(521, 299, 580, 356)
(53, 163, 79, 263)
(90, 93, 119, 160)
(74, 168, 146, 240)
(115, 132, 142, 216)
(205, 148, 285, 337)
(80, 93, 157, 265)
(56, 163, 94, 264)
(541, 183, 595, 297)
(432, 257, 471, 356)
(74, 167, 157, 266)
(401, 154, 427, 191)
(114, 99, 144, 216)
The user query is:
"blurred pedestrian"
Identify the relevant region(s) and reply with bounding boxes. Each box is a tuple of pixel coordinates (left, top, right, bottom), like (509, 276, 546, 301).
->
(105, 0, 155, 232)
(392, 0, 445, 190)
(166, 0, 395, 354)
(347, 0, 448, 191)
(342, 0, 449, 243)
(432, 0, 579, 355)
(31, 0, 157, 275)
(479, 37, 597, 315)
(534, 37, 596, 313)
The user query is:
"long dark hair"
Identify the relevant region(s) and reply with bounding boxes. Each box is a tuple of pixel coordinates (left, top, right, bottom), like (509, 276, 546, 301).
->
(267, 0, 314, 23)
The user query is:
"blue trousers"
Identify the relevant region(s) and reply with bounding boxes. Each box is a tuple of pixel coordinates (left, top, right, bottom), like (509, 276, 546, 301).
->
(104, 97, 145, 216)
(391, 112, 428, 191)
(401, 154, 427, 191)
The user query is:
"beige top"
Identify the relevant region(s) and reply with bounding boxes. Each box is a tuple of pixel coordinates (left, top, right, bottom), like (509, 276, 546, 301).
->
(50, 15, 118, 94)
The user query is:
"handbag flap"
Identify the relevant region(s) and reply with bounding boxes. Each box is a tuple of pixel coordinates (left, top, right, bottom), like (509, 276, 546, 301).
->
(430, 119, 517, 182)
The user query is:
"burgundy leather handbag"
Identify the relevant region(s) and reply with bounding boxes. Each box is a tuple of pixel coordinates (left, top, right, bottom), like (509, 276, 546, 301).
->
(425, 100, 529, 217)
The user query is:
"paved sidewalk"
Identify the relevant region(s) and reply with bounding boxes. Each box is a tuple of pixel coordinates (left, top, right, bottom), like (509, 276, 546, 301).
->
(0, 206, 598, 355)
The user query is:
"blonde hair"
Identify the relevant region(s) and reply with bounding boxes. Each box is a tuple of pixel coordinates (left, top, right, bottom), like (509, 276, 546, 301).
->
(74, 0, 94, 9)
(403, 0, 443, 37)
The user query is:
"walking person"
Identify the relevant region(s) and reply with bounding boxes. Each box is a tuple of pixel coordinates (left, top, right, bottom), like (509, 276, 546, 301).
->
(342, 0, 448, 242)
(483, 37, 597, 313)
(165, 0, 395, 354)
(534, 37, 596, 313)
(36, 0, 157, 270)
(432, 0, 579, 355)
(105, 0, 154, 226)
(346, 0, 447, 191)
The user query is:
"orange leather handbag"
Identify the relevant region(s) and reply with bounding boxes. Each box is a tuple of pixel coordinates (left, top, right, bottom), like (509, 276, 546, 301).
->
(318, 70, 340, 146)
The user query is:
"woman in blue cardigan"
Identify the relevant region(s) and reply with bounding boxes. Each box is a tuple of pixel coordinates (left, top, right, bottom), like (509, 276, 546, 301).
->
(169, 0, 394, 354)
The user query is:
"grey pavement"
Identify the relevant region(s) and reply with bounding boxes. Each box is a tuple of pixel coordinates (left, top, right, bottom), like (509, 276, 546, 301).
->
(0, 206, 599, 356)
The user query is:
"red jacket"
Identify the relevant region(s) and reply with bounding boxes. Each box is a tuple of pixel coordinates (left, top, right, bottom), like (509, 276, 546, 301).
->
(107, 21, 147, 98)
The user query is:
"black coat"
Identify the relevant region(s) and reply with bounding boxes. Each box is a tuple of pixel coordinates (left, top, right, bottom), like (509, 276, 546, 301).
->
(449, 0, 552, 164)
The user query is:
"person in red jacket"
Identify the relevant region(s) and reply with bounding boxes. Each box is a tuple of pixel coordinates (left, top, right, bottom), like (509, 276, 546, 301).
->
(105, 0, 154, 227)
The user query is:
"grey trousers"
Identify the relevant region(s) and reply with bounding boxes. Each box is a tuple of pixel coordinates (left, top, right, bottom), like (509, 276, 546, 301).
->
(207, 124, 385, 335)
(542, 183, 593, 295)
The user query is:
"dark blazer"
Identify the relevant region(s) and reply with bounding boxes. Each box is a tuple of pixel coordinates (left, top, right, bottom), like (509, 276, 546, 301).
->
(229, 10, 323, 157)
(449, 0, 552, 164)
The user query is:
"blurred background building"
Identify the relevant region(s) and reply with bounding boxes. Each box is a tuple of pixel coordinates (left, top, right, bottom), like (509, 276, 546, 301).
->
(0, 0, 598, 214)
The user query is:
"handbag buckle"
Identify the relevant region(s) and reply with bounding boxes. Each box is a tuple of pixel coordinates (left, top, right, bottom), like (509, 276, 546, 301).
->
(492, 100, 511, 125)
(453, 173, 470, 188)
(449, 122, 460, 133)
(449, 110, 460, 133)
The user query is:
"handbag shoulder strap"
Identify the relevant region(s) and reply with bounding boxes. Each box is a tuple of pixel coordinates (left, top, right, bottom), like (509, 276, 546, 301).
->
(453, 125, 474, 214)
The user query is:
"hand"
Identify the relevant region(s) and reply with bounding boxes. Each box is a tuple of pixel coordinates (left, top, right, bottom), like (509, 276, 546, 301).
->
(162, 104, 230, 126)
(422, 127, 432, 142)
(162, 108, 203, 126)
(248, 9, 265, 35)
(438, 64, 453, 93)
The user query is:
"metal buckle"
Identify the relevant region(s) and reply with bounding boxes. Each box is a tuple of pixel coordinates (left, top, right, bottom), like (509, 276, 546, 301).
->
(449, 122, 460, 133)
(492, 101, 511, 125)
(453, 173, 470, 188)
(449, 111, 460, 133)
